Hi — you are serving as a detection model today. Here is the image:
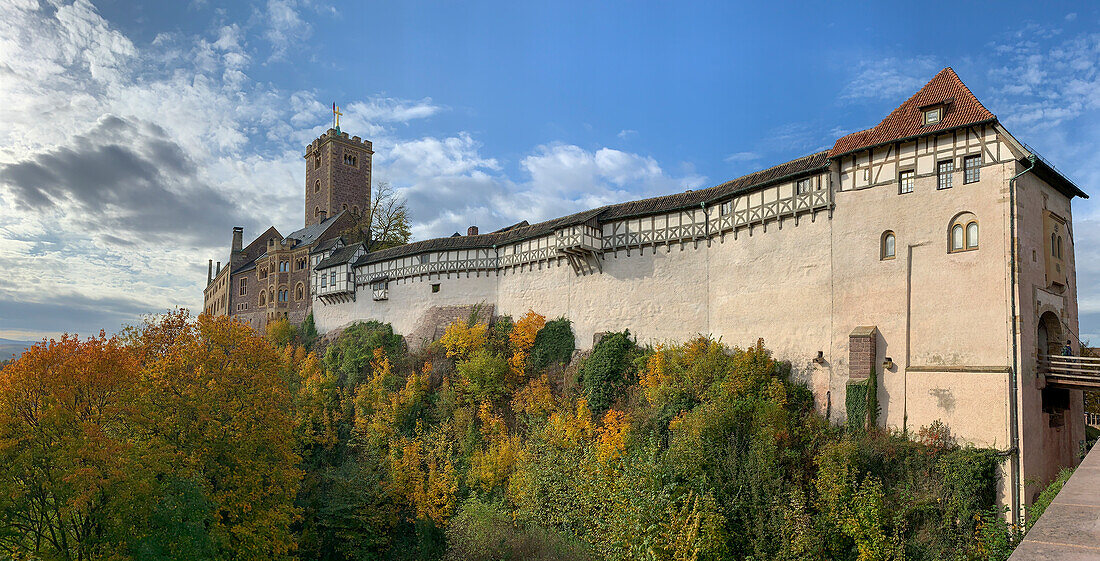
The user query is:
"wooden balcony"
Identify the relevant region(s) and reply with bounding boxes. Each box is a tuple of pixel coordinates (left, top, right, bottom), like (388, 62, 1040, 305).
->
(1038, 354, 1100, 391)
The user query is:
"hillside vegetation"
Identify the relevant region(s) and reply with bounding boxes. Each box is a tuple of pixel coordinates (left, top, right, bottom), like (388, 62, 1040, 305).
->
(0, 311, 1022, 561)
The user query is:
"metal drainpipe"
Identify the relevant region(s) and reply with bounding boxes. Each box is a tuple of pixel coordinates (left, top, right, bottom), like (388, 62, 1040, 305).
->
(1008, 154, 1037, 527)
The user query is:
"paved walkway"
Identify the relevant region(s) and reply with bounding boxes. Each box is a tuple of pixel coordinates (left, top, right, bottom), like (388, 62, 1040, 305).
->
(1010, 443, 1100, 560)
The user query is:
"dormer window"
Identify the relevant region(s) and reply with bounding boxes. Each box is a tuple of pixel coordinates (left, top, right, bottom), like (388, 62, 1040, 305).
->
(923, 107, 942, 125)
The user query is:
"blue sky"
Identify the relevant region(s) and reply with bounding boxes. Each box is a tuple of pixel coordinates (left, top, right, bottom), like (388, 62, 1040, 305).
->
(1, 0, 1099, 342)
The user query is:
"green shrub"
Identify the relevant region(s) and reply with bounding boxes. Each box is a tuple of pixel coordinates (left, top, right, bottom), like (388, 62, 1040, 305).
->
(457, 348, 510, 404)
(529, 318, 575, 372)
(1027, 467, 1074, 531)
(579, 330, 634, 414)
(446, 496, 590, 561)
(300, 312, 319, 349)
(322, 321, 404, 388)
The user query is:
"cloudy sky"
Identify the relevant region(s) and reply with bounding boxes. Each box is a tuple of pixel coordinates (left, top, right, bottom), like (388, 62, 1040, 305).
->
(1, 0, 1099, 342)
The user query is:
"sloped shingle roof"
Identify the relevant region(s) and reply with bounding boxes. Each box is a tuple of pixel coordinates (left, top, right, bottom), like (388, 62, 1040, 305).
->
(355, 151, 828, 265)
(832, 68, 996, 157)
(315, 242, 363, 270)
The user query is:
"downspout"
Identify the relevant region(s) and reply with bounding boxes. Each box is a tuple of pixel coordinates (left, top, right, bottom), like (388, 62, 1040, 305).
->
(1008, 154, 1036, 527)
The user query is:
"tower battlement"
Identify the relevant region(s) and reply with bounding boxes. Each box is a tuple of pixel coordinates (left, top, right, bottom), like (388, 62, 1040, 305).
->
(303, 128, 373, 227)
(304, 128, 374, 156)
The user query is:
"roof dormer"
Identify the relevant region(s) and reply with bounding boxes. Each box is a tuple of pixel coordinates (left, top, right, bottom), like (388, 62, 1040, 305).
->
(919, 97, 953, 126)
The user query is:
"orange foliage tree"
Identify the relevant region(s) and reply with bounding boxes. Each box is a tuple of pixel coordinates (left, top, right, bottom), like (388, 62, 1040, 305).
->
(0, 333, 143, 560)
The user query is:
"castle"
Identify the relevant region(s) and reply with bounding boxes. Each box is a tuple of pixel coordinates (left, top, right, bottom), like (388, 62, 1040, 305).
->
(205, 68, 1088, 523)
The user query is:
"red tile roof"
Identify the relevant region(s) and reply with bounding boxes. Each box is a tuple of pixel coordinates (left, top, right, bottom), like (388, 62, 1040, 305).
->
(831, 68, 996, 157)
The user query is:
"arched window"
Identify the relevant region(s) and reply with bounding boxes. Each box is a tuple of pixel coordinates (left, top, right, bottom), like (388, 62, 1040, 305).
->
(949, 212, 978, 253)
(258, 290, 266, 306)
(295, 283, 305, 301)
(315, 206, 321, 217)
(314, 179, 321, 193)
(352, 205, 360, 215)
(1057, 236, 1063, 259)
(881, 231, 895, 260)
(342, 204, 348, 211)
(314, 153, 321, 169)
(1051, 233, 1057, 257)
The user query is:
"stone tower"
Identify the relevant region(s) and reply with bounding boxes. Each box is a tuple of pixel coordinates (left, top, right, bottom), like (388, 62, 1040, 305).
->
(304, 129, 373, 227)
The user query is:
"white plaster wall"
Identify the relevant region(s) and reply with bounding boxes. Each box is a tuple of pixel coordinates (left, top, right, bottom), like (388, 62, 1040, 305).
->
(311, 129, 1083, 503)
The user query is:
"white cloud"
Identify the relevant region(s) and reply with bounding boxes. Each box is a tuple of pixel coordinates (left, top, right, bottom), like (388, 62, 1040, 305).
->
(724, 151, 760, 163)
(840, 56, 940, 102)
(617, 129, 637, 139)
(0, 0, 706, 339)
(262, 0, 311, 61)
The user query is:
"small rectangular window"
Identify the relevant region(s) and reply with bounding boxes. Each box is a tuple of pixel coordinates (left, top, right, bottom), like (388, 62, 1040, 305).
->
(239, 278, 247, 295)
(431, 283, 440, 293)
(719, 201, 731, 216)
(964, 155, 980, 184)
(937, 160, 954, 190)
(330, 271, 336, 286)
(899, 170, 914, 194)
(796, 178, 812, 195)
(923, 107, 942, 125)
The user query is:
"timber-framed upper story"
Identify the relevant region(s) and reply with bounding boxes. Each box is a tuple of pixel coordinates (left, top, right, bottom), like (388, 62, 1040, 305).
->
(310, 68, 1087, 298)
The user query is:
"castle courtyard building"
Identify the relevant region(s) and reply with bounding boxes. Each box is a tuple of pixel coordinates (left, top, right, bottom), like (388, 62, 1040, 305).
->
(299, 69, 1088, 524)
(202, 131, 372, 328)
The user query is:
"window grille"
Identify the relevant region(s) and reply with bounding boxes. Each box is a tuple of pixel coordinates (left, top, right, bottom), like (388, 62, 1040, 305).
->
(963, 155, 980, 184)
(937, 160, 954, 190)
(899, 170, 914, 194)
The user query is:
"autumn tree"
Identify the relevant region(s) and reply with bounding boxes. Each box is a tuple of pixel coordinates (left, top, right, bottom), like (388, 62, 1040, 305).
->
(341, 182, 412, 251)
(0, 333, 144, 560)
(133, 312, 303, 560)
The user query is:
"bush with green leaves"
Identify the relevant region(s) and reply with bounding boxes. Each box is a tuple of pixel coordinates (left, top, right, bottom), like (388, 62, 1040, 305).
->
(446, 496, 590, 561)
(528, 317, 575, 372)
(579, 330, 635, 414)
(457, 348, 510, 404)
(322, 321, 404, 388)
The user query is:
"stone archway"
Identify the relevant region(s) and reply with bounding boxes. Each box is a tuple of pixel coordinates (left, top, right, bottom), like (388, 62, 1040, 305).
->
(1038, 311, 1063, 358)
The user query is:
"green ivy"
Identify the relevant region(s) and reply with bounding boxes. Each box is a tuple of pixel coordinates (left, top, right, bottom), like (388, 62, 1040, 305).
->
(579, 330, 634, 414)
(529, 318, 576, 372)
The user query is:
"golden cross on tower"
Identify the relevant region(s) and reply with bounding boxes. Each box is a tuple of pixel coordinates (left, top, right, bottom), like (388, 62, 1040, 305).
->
(332, 102, 343, 130)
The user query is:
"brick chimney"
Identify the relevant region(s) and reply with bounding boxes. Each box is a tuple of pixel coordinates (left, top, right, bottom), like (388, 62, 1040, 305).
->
(467, 225, 479, 236)
(230, 227, 244, 268)
(208, 259, 213, 284)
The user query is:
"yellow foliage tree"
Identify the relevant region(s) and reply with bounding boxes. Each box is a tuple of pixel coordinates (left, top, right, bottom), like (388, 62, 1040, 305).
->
(507, 310, 545, 384)
(439, 320, 488, 361)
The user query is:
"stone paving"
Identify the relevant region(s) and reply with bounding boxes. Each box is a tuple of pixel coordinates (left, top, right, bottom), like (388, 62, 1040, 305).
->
(1010, 443, 1100, 560)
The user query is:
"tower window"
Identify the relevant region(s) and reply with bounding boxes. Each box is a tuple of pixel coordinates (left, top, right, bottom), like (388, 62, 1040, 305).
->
(295, 283, 305, 301)
(899, 170, 914, 194)
(949, 212, 978, 253)
(343, 153, 358, 167)
(937, 160, 954, 190)
(314, 152, 321, 169)
(315, 179, 320, 193)
(964, 154, 981, 184)
(881, 231, 896, 260)
(315, 206, 321, 217)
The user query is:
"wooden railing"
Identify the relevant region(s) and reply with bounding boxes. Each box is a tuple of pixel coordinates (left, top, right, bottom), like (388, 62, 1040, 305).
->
(1038, 353, 1100, 389)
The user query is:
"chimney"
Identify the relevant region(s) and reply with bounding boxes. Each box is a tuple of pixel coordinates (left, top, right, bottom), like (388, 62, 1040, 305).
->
(232, 227, 243, 253)
(216, 261, 221, 276)
(208, 259, 213, 284)
(467, 225, 479, 236)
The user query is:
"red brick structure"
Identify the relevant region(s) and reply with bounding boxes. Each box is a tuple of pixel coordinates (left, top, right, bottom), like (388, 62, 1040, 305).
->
(203, 128, 369, 330)
(848, 326, 878, 380)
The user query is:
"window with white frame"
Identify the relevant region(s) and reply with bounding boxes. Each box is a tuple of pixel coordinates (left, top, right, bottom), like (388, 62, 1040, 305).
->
(937, 160, 954, 190)
(899, 170, 914, 194)
(964, 154, 980, 184)
(796, 178, 812, 195)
